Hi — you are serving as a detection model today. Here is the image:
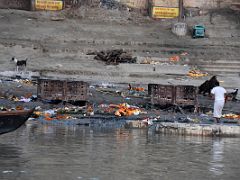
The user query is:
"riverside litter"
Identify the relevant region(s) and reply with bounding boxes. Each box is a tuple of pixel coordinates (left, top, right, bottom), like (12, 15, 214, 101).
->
(0, 77, 240, 133)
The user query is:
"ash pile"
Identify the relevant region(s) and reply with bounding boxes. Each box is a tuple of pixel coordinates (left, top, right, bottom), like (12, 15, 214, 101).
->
(89, 49, 137, 65)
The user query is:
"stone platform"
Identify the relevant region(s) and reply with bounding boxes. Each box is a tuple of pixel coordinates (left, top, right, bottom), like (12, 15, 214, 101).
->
(155, 122, 240, 137)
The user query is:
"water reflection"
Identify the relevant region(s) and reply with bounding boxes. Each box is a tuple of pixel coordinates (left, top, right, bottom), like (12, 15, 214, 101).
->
(0, 143, 27, 180)
(0, 123, 240, 180)
(209, 139, 224, 176)
(0, 143, 21, 162)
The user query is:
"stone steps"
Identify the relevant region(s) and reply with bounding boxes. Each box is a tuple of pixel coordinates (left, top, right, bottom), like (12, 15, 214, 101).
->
(1, 37, 240, 78)
(118, 64, 190, 74)
(187, 59, 240, 75)
(198, 68, 239, 76)
(196, 59, 240, 64)
(198, 63, 240, 69)
(199, 65, 240, 70)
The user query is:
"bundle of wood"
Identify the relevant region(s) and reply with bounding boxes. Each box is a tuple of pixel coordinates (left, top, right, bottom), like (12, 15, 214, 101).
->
(89, 49, 137, 65)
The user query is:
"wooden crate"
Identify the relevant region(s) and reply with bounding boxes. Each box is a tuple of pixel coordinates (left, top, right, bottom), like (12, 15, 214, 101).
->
(148, 84, 197, 106)
(148, 84, 175, 105)
(175, 85, 197, 106)
(38, 79, 88, 101)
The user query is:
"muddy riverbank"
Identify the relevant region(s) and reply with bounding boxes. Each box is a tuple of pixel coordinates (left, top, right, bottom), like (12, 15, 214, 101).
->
(0, 77, 239, 127)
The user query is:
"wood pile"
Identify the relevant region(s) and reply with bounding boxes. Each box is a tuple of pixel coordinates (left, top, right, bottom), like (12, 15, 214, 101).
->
(88, 49, 137, 65)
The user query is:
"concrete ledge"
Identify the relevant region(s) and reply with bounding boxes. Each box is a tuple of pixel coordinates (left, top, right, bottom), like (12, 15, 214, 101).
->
(0, 71, 40, 79)
(155, 122, 240, 137)
(118, 64, 190, 74)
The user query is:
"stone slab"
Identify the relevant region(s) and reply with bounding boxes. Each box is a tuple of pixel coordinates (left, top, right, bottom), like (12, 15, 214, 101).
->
(155, 122, 240, 137)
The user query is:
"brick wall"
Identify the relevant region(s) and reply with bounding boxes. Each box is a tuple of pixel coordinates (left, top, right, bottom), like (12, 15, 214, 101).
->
(64, 0, 147, 9)
(2, 0, 234, 11)
(184, 0, 236, 9)
(151, 0, 237, 9)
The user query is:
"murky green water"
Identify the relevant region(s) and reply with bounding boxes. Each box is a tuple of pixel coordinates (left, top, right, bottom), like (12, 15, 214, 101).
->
(0, 122, 240, 180)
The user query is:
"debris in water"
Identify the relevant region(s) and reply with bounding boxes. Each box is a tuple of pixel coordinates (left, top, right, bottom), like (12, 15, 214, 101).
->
(2, 171, 13, 173)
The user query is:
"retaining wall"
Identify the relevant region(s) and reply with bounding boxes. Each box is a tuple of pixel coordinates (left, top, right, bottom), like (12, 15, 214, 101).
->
(0, 0, 30, 10)
(156, 122, 240, 137)
(184, 0, 237, 9)
(1, 0, 236, 11)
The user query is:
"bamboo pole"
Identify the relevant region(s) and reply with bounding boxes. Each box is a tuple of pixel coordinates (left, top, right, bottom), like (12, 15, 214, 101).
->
(178, 0, 184, 22)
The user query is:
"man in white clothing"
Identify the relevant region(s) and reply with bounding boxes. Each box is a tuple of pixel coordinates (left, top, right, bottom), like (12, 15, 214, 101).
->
(211, 82, 227, 123)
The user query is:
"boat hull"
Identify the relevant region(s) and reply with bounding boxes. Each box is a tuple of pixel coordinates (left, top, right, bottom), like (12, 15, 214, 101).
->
(0, 109, 34, 135)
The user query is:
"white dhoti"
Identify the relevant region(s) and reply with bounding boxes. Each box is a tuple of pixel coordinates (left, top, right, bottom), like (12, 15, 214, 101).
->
(213, 100, 225, 118)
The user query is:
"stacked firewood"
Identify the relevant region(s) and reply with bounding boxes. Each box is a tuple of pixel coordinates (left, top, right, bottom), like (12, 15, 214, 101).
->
(88, 49, 137, 65)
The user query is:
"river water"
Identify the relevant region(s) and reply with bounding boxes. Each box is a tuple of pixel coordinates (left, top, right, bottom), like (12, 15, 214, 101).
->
(0, 123, 240, 180)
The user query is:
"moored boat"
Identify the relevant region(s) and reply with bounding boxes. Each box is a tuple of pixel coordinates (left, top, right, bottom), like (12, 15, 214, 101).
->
(0, 109, 34, 135)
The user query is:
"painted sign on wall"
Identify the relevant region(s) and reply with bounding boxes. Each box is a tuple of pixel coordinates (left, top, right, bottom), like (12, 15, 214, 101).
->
(35, 0, 63, 10)
(152, 6, 179, 18)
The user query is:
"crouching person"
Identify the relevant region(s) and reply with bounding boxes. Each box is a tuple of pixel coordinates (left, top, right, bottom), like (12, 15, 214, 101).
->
(211, 82, 227, 123)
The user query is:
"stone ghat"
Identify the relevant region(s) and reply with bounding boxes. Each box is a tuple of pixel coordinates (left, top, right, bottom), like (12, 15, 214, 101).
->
(155, 122, 240, 137)
(33, 116, 240, 137)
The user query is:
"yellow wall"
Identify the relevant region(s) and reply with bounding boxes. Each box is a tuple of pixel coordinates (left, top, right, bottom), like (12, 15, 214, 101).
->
(152, 6, 179, 18)
(35, 0, 63, 11)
